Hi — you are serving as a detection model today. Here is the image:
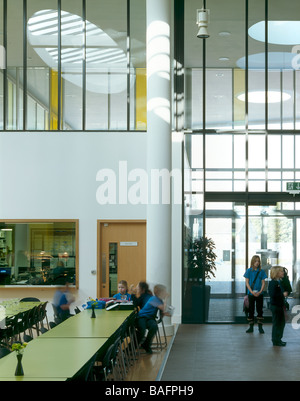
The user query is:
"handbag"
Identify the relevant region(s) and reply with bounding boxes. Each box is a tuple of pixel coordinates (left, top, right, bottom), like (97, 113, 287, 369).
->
(243, 269, 260, 314)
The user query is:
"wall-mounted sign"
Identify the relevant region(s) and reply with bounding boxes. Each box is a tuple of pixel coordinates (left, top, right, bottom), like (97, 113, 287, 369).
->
(120, 242, 138, 246)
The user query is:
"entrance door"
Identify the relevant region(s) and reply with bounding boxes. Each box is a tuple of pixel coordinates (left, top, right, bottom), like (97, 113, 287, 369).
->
(204, 202, 295, 322)
(98, 220, 146, 298)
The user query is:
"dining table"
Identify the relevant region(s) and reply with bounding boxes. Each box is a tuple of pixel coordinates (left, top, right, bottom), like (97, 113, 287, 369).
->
(0, 306, 135, 381)
(39, 308, 134, 339)
(0, 337, 107, 381)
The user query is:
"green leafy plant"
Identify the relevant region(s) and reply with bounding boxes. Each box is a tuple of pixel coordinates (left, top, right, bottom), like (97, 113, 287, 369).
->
(188, 237, 217, 281)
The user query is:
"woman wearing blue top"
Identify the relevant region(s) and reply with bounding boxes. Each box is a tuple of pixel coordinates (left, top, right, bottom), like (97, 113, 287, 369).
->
(244, 255, 267, 333)
(113, 280, 131, 301)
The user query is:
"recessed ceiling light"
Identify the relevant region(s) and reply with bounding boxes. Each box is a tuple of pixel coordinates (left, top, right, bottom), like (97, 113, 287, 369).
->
(218, 31, 231, 37)
(237, 90, 291, 104)
(219, 57, 229, 61)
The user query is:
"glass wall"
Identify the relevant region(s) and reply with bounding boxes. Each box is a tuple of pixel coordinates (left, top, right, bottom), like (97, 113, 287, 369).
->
(0, 0, 146, 131)
(0, 220, 78, 286)
(182, 0, 300, 322)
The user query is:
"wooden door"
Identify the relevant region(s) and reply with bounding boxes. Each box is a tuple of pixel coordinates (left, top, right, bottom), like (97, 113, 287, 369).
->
(98, 220, 146, 298)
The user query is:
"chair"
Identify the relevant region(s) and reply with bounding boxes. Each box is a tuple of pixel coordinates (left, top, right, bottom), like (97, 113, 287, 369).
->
(0, 346, 11, 359)
(23, 334, 33, 343)
(74, 306, 81, 314)
(38, 302, 50, 330)
(49, 321, 57, 329)
(95, 336, 125, 381)
(51, 304, 63, 325)
(68, 354, 98, 382)
(152, 311, 167, 351)
(20, 297, 40, 302)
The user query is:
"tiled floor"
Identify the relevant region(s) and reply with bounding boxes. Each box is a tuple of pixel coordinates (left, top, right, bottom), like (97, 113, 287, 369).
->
(161, 323, 300, 381)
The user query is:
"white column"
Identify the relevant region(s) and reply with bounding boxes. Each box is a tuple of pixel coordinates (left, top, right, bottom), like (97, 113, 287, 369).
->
(146, 0, 172, 320)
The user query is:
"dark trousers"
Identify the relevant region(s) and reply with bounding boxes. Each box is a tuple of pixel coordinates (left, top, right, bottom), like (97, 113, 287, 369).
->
(136, 317, 158, 348)
(270, 305, 285, 344)
(248, 294, 264, 322)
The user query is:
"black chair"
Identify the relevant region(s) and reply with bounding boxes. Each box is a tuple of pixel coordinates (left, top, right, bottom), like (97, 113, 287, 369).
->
(49, 321, 57, 329)
(0, 346, 10, 359)
(23, 334, 33, 343)
(51, 304, 63, 325)
(74, 306, 81, 314)
(152, 310, 167, 351)
(68, 354, 98, 382)
(38, 302, 50, 330)
(20, 297, 40, 302)
(94, 336, 125, 381)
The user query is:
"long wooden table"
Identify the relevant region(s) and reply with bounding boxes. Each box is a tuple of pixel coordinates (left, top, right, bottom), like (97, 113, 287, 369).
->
(0, 307, 134, 381)
(40, 309, 133, 339)
(0, 337, 107, 381)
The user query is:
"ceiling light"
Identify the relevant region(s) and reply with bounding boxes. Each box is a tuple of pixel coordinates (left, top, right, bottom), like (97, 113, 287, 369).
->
(249, 21, 300, 45)
(196, 8, 210, 39)
(218, 31, 231, 37)
(237, 90, 291, 103)
(219, 57, 229, 61)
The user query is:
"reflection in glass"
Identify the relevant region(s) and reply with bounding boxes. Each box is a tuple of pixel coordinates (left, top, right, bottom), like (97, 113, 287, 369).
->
(0, 221, 77, 286)
(109, 243, 117, 297)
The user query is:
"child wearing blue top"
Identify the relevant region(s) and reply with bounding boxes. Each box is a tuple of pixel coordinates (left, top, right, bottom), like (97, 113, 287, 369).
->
(244, 255, 267, 333)
(113, 280, 131, 301)
(136, 284, 168, 354)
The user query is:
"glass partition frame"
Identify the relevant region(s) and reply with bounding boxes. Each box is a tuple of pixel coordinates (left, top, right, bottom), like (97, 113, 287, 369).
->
(0, 219, 79, 288)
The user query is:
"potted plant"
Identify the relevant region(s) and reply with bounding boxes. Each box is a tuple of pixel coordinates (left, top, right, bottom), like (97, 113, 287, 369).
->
(187, 236, 217, 322)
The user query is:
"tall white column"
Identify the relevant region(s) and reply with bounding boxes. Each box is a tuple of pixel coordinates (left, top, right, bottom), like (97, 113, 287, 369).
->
(146, 0, 172, 306)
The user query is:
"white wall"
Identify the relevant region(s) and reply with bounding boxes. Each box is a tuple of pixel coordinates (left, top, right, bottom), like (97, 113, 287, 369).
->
(0, 131, 182, 322)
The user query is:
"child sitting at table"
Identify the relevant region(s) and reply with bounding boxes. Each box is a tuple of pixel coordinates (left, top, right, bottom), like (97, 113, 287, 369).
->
(130, 281, 153, 310)
(113, 280, 131, 301)
(136, 284, 169, 354)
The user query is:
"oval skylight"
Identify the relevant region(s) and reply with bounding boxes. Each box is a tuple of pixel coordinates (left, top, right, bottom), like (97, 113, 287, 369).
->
(249, 21, 300, 45)
(27, 9, 131, 94)
(237, 90, 291, 104)
(236, 52, 297, 70)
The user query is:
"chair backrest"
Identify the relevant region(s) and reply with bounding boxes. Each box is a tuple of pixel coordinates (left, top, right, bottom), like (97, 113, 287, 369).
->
(20, 297, 40, 302)
(0, 346, 10, 359)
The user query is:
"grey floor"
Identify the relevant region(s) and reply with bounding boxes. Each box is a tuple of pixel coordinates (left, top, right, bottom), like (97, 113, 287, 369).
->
(161, 323, 300, 381)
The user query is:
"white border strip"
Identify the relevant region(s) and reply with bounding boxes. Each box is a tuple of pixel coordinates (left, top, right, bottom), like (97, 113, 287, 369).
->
(155, 323, 179, 381)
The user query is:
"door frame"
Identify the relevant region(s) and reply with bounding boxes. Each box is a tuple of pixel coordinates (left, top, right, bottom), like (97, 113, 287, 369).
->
(97, 219, 146, 298)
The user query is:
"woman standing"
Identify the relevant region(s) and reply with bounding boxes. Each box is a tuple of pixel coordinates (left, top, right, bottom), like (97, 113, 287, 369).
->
(244, 255, 267, 333)
(268, 266, 288, 346)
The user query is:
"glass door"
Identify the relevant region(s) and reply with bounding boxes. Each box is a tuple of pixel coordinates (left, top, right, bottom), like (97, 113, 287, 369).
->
(205, 202, 246, 322)
(205, 202, 296, 322)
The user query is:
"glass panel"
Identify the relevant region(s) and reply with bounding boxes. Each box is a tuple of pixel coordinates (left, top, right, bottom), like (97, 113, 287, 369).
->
(183, 133, 204, 323)
(248, 134, 265, 169)
(86, 0, 127, 130)
(206, 69, 232, 130)
(248, 0, 265, 129)
(205, 203, 246, 322)
(61, 0, 83, 130)
(7, 0, 23, 130)
(0, 0, 3, 129)
(0, 221, 77, 286)
(27, 0, 58, 130)
(130, 0, 146, 130)
(206, 134, 232, 169)
(109, 243, 117, 297)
